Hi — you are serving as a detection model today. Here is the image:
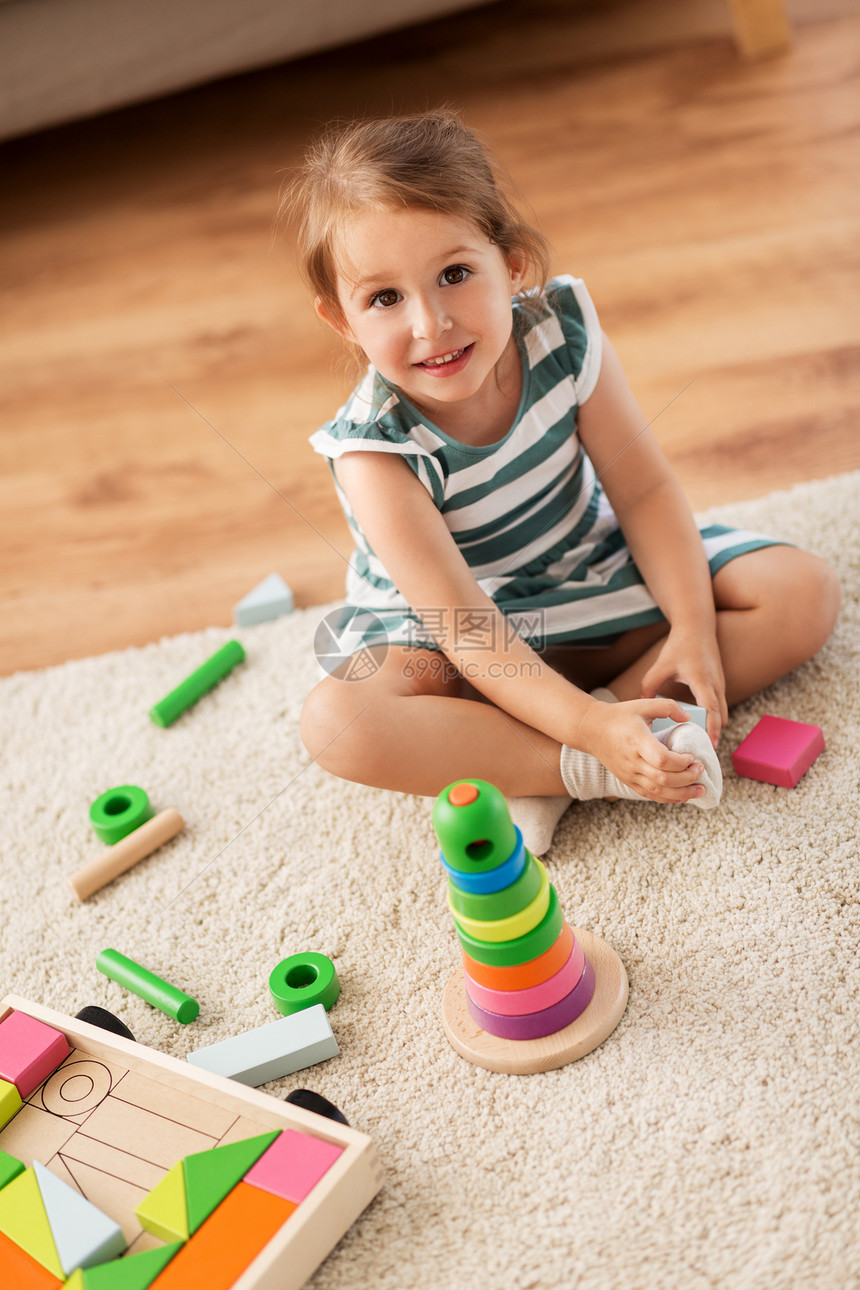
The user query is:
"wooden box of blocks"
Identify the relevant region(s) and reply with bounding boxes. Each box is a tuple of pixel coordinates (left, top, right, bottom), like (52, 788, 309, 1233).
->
(0, 996, 382, 1289)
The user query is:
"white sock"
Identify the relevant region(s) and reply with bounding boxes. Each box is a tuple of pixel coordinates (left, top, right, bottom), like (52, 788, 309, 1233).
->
(506, 688, 620, 855)
(507, 795, 571, 857)
(559, 708, 722, 809)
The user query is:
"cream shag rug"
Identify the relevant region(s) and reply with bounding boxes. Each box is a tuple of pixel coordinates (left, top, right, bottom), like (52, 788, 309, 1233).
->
(2, 472, 858, 1289)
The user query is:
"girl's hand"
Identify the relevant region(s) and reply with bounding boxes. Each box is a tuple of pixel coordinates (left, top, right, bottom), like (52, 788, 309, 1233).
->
(579, 698, 709, 803)
(640, 627, 728, 748)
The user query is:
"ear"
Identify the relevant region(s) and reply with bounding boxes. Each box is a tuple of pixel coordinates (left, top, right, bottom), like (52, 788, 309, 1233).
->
(314, 296, 354, 341)
(507, 247, 529, 293)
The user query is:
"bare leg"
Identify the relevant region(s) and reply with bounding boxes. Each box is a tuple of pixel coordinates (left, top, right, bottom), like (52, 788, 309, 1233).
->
(301, 646, 567, 799)
(607, 546, 840, 705)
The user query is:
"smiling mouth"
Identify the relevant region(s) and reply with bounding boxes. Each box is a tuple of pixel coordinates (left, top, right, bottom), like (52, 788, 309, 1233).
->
(416, 344, 472, 369)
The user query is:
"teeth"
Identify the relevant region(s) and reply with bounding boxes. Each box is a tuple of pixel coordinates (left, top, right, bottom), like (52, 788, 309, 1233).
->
(424, 349, 464, 366)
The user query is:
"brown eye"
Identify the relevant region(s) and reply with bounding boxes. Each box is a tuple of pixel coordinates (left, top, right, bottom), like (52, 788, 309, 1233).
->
(441, 265, 468, 286)
(371, 289, 400, 309)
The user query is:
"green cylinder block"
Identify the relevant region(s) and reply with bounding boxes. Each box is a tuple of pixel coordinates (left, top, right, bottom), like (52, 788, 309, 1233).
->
(89, 785, 154, 845)
(96, 948, 199, 1024)
(447, 849, 543, 921)
(149, 639, 246, 728)
(454, 885, 564, 967)
(432, 780, 518, 875)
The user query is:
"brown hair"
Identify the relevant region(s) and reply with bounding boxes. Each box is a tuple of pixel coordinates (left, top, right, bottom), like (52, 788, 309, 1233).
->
(282, 109, 551, 334)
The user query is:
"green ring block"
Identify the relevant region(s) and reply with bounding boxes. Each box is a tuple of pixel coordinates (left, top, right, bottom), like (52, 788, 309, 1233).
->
(149, 640, 246, 727)
(89, 786, 153, 846)
(97, 949, 200, 1024)
(447, 849, 543, 920)
(450, 861, 550, 943)
(432, 780, 518, 875)
(454, 885, 564, 967)
(269, 953, 340, 1017)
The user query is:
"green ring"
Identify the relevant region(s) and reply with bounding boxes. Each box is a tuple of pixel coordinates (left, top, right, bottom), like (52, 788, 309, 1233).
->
(269, 952, 340, 1016)
(451, 862, 550, 943)
(454, 885, 564, 967)
(448, 851, 543, 921)
(89, 786, 154, 845)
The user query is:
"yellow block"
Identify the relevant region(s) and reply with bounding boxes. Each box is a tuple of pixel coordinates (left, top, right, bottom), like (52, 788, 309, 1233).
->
(135, 1161, 189, 1243)
(0, 1079, 22, 1129)
(451, 860, 551, 943)
(0, 1167, 64, 1279)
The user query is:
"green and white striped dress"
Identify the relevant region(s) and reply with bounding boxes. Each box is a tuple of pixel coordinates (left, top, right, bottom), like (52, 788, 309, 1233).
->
(309, 276, 779, 656)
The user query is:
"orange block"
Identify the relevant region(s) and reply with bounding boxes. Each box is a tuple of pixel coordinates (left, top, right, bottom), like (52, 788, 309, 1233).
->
(0, 1229, 63, 1289)
(149, 1181, 296, 1290)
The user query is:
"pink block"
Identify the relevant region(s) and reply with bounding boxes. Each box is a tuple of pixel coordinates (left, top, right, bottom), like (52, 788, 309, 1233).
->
(732, 715, 825, 788)
(464, 938, 586, 1017)
(244, 1129, 344, 1204)
(0, 1011, 71, 1099)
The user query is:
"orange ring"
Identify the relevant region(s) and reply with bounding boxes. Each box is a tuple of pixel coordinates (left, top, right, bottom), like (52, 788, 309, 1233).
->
(461, 922, 575, 992)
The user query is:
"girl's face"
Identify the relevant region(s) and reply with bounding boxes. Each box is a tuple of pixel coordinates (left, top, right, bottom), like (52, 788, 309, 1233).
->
(317, 207, 527, 423)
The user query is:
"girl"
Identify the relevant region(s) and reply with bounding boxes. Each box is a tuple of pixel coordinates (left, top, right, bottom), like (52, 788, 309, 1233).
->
(289, 111, 840, 854)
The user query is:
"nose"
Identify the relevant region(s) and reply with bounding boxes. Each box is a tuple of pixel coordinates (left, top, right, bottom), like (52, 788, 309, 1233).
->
(410, 292, 453, 341)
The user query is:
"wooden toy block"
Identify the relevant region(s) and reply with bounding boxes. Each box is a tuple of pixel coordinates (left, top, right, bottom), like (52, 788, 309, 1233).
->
(650, 700, 708, 735)
(32, 1160, 125, 1275)
(0, 1229, 63, 1289)
(0, 996, 382, 1290)
(182, 1132, 279, 1233)
(62, 1241, 183, 1289)
(0, 1148, 25, 1190)
(244, 1130, 344, 1205)
(96, 950, 199, 1025)
(135, 1162, 189, 1243)
(233, 573, 295, 627)
(269, 953, 340, 1017)
(732, 714, 825, 787)
(147, 1182, 296, 1290)
(69, 809, 186, 901)
(149, 639, 246, 727)
(0, 1011, 71, 1099)
(89, 787, 154, 847)
(0, 1078, 22, 1129)
(186, 1003, 339, 1086)
(0, 1165, 64, 1277)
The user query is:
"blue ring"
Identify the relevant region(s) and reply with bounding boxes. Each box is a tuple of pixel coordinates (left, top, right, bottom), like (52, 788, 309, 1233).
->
(441, 828, 526, 894)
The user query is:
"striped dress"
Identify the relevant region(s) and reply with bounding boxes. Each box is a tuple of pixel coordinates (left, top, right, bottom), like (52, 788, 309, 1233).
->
(309, 276, 779, 657)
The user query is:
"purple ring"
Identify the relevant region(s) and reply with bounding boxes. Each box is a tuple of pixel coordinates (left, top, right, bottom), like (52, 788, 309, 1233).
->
(466, 956, 596, 1040)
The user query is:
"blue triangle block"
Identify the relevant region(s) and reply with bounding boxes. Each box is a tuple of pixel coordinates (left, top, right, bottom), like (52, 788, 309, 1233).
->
(233, 573, 294, 626)
(33, 1160, 126, 1275)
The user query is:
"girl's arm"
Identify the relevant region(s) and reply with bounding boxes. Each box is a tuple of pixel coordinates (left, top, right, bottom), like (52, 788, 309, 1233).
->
(577, 334, 727, 744)
(333, 450, 696, 795)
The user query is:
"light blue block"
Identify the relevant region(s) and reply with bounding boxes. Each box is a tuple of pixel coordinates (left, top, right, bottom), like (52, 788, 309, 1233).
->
(33, 1160, 126, 1275)
(651, 700, 708, 735)
(233, 573, 294, 627)
(186, 1003, 338, 1086)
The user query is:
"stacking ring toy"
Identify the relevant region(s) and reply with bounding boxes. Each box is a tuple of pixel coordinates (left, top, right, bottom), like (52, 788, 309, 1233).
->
(89, 786, 153, 845)
(269, 952, 340, 1016)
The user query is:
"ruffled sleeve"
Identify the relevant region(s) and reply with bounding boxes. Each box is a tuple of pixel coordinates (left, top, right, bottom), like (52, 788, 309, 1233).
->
(523, 275, 603, 405)
(309, 373, 446, 507)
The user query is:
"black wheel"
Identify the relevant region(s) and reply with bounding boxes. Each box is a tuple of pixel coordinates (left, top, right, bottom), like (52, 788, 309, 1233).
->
(285, 1088, 349, 1126)
(74, 1005, 136, 1042)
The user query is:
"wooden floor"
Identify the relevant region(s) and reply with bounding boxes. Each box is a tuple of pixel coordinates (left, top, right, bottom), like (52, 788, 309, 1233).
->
(1, 0, 858, 675)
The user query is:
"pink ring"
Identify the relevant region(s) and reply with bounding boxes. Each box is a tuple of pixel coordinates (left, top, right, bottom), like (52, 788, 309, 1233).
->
(466, 958, 596, 1040)
(464, 938, 585, 1017)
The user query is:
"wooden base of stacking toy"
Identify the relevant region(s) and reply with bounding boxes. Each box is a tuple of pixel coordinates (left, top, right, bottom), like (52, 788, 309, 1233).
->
(441, 927, 628, 1075)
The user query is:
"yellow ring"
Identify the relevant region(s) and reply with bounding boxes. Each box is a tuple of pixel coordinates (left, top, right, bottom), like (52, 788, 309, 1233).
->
(450, 859, 550, 943)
